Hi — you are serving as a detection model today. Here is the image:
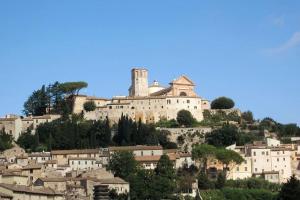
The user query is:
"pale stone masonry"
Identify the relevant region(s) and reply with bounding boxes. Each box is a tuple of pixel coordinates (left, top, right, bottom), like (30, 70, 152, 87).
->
(73, 68, 211, 124)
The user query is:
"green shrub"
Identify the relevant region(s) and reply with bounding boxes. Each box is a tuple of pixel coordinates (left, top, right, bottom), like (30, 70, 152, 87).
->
(211, 97, 235, 109)
(83, 101, 96, 112)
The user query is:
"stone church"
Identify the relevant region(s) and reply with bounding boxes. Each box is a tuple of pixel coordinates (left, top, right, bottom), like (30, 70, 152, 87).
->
(73, 68, 210, 123)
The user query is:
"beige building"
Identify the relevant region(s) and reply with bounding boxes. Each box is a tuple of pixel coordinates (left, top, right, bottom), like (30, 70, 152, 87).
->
(0, 115, 23, 140)
(51, 149, 100, 166)
(68, 157, 102, 171)
(0, 183, 64, 200)
(73, 68, 210, 124)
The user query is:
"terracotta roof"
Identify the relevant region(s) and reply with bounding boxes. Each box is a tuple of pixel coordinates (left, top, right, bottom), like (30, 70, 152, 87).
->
(51, 149, 99, 155)
(109, 145, 163, 152)
(0, 183, 63, 196)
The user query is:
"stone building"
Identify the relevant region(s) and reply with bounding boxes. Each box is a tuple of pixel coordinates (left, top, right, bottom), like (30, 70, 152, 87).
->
(0, 115, 23, 140)
(73, 68, 210, 124)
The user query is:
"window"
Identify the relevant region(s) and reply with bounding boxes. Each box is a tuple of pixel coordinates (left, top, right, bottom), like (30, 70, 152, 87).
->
(253, 152, 256, 156)
(245, 167, 247, 171)
(262, 151, 265, 155)
(85, 161, 87, 165)
(277, 158, 279, 162)
(255, 168, 257, 172)
(109, 106, 112, 109)
(151, 151, 154, 156)
(266, 151, 269, 156)
(187, 100, 190, 103)
(236, 167, 239, 172)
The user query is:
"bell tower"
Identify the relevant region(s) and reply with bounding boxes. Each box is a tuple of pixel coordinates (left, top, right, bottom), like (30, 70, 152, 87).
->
(129, 68, 149, 97)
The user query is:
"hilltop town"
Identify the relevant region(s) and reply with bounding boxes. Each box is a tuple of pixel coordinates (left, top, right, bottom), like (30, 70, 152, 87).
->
(0, 68, 299, 200)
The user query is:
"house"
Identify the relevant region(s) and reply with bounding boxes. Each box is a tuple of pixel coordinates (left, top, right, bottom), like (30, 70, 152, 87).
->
(68, 157, 101, 171)
(0, 183, 64, 200)
(28, 152, 51, 164)
(34, 177, 69, 192)
(253, 171, 280, 183)
(135, 154, 177, 170)
(0, 172, 29, 186)
(51, 149, 100, 166)
(22, 164, 43, 183)
(175, 152, 194, 169)
(44, 160, 58, 169)
(109, 145, 163, 157)
(0, 115, 22, 140)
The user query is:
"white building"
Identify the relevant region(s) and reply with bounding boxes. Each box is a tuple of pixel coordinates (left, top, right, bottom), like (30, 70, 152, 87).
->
(68, 157, 102, 171)
(72, 68, 210, 124)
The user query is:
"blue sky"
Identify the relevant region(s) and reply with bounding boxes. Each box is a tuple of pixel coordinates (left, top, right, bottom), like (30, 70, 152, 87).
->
(0, 1, 299, 125)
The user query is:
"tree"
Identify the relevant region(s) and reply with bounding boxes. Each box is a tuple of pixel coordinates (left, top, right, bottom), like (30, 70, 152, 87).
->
(215, 172, 226, 189)
(215, 148, 244, 175)
(58, 81, 88, 95)
(23, 85, 49, 116)
(192, 144, 217, 172)
(241, 111, 254, 123)
(0, 129, 13, 151)
(83, 101, 96, 112)
(205, 124, 239, 147)
(278, 175, 300, 200)
(211, 97, 235, 109)
(177, 110, 195, 127)
(198, 170, 214, 190)
(17, 130, 38, 151)
(108, 151, 138, 180)
(151, 155, 177, 200)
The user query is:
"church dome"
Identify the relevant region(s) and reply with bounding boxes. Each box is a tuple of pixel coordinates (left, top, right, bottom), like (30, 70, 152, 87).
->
(148, 80, 165, 94)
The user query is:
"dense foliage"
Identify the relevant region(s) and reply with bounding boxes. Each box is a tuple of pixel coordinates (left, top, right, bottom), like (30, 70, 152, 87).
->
(211, 97, 235, 109)
(278, 175, 300, 200)
(83, 101, 96, 112)
(225, 178, 281, 192)
(17, 114, 111, 151)
(109, 152, 177, 200)
(177, 110, 195, 127)
(205, 124, 262, 147)
(0, 129, 13, 151)
(201, 110, 241, 126)
(113, 115, 177, 149)
(23, 81, 87, 116)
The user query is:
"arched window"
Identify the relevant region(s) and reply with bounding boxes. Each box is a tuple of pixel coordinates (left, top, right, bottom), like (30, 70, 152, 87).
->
(179, 92, 187, 96)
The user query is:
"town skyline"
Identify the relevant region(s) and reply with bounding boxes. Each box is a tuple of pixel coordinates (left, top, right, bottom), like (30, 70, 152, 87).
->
(1, 1, 300, 125)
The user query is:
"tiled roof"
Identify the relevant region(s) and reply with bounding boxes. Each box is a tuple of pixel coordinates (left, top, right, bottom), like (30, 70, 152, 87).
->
(109, 145, 163, 151)
(22, 164, 43, 170)
(0, 183, 63, 196)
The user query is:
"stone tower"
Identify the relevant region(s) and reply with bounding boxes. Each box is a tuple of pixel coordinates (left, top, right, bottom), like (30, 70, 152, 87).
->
(129, 68, 149, 97)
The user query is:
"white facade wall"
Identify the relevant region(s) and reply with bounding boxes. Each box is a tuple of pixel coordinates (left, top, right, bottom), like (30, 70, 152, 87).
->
(251, 148, 272, 174)
(228, 156, 252, 180)
(68, 159, 101, 171)
(270, 150, 292, 182)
